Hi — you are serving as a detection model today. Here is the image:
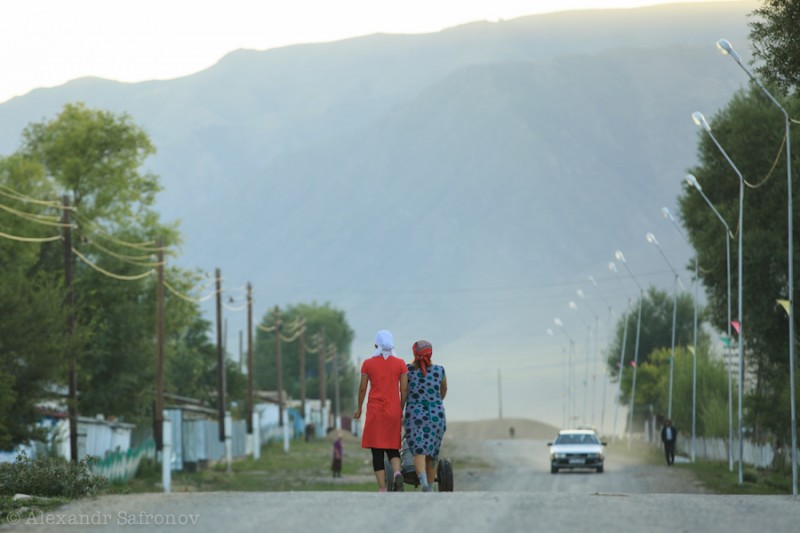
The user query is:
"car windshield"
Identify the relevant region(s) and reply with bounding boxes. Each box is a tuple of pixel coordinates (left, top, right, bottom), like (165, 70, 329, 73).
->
(555, 433, 599, 445)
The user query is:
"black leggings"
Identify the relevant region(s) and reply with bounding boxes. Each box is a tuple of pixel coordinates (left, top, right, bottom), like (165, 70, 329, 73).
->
(371, 448, 400, 472)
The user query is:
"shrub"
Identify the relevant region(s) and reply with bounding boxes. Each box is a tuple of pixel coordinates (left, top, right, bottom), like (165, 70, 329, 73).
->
(0, 452, 108, 498)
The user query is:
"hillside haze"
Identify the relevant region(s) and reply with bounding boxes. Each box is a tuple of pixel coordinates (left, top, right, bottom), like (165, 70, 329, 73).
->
(0, 1, 759, 429)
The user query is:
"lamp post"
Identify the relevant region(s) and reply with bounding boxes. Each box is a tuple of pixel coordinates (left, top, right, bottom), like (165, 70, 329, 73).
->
(662, 207, 699, 463)
(548, 328, 568, 428)
(614, 251, 645, 448)
(569, 299, 593, 426)
(589, 275, 614, 435)
(685, 173, 734, 471)
(608, 262, 632, 442)
(554, 318, 577, 425)
(645, 232, 680, 431)
(577, 288, 601, 427)
(692, 110, 745, 485)
(717, 38, 797, 496)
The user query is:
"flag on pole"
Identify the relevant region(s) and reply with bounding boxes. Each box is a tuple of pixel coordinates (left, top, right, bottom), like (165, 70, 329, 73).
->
(720, 335, 731, 347)
(688, 346, 695, 355)
(731, 320, 741, 334)
(777, 299, 791, 317)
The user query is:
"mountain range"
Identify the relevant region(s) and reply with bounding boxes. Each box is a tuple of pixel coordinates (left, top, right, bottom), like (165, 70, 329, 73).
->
(0, 1, 760, 427)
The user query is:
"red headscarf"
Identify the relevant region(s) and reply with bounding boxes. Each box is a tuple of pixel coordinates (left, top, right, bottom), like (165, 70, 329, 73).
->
(412, 340, 433, 376)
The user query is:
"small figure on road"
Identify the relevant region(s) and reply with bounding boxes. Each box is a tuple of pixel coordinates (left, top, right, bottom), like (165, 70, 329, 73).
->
(353, 330, 408, 492)
(332, 431, 343, 478)
(660, 418, 677, 465)
(509, 426, 515, 439)
(404, 339, 447, 492)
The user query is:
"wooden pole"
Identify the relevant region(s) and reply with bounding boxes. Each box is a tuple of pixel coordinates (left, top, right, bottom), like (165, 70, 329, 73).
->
(246, 283, 253, 434)
(274, 306, 284, 427)
(155, 237, 164, 451)
(216, 268, 226, 441)
(62, 195, 77, 462)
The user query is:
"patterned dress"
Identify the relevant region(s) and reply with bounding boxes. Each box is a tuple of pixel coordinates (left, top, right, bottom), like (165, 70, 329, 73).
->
(403, 363, 446, 459)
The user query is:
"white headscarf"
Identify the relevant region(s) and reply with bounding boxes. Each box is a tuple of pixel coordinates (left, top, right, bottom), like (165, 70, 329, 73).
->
(372, 330, 396, 359)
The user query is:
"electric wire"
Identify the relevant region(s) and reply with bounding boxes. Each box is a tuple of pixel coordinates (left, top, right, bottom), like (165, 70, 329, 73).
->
(72, 247, 154, 281)
(0, 230, 62, 243)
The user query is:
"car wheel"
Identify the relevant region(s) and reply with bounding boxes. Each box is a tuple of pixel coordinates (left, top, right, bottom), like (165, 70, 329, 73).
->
(437, 458, 454, 492)
(596, 465, 604, 474)
(551, 465, 558, 474)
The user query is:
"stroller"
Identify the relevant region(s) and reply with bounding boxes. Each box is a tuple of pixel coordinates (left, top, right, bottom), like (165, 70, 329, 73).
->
(384, 433, 453, 492)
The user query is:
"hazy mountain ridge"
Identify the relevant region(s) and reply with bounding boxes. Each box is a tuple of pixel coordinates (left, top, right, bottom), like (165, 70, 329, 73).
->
(0, 1, 760, 423)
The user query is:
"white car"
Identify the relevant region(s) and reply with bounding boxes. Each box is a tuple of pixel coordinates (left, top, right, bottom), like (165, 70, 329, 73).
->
(547, 429, 606, 474)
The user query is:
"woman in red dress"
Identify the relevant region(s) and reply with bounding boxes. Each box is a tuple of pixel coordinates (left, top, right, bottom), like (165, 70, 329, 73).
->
(353, 330, 408, 491)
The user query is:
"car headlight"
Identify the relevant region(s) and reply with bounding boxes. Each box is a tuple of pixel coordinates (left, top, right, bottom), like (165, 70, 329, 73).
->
(553, 453, 567, 459)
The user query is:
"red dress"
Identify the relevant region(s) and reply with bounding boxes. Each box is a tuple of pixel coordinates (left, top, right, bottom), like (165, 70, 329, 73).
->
(360, 355, 408, 449)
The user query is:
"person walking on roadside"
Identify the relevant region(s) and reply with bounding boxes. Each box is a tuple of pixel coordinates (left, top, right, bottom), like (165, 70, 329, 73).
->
(353, 330, 408, 492)
(403, 339, 447, 492)
(661, 418, 677, 466)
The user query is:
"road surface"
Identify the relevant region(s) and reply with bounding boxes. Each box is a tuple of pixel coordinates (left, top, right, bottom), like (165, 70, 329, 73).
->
(5, 428, 799, 532)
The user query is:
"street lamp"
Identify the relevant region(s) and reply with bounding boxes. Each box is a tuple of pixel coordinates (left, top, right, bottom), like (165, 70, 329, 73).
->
(608, 263, 631, 441)
(692, 110, 745, 485)
(554, 318, 577, 425)
(589, 275, 615, 435)
(645, 232, 680, 425)
(614, 250, 645, 448)
(548, 327, 568, 429)
(569, 299, 593, 426)
(717, 38, 797, 496)
(577, 288, 601, 427)
(685, 173, 734, 471)
(662, 207, 699, 463)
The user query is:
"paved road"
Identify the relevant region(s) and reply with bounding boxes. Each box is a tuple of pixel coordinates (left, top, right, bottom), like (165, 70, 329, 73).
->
(5, 439, 799, 532)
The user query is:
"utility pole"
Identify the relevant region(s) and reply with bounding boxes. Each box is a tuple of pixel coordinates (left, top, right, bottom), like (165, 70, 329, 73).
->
(498, 369, 503, 420)
(246, 283, 253, 435)
(62, 195, 77, 462)
(155, 237, 164, 451)
(332, 344, 341, 430)
(299, 317, 306, 419)
(273, 306, 284, 427)
(215, 268, 226, 442)
(318, 332, 327, 428)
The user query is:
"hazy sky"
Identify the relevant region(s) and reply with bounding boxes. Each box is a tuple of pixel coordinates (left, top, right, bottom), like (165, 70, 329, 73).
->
(2, 0, 733, 104)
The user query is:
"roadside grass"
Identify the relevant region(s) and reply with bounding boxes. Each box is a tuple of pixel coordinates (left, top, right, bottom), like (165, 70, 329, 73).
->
(115, 436, 379, 493)
(113, 432, 481, 494)
(606, 439, 793, 495)
(0, 496, 70, 524)
(679, 460, 792, 495)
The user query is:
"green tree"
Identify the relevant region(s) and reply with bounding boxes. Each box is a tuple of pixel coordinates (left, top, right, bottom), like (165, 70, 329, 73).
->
(606, 286, 707, 386)
(9, 102, 209, 425)
(621, 346, 732, 438)
(678, 85, 799, 440)
(0, 270, 75, 449)
(749, 0, 800, 93)
(255, 302, 356, 414)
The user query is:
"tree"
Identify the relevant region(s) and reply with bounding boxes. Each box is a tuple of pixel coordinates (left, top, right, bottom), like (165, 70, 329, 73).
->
(254, 302, 356, 413)
(749, 0, 800, 93)
(8, 102, 206, 425)
(678, 85, 799, 440)
(0, 269, 75, 449)
(606, 286, 707, 384)
(620, 346, 732, 438)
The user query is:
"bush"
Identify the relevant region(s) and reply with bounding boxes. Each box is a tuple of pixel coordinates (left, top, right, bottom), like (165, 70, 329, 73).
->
(0, 452, 108, 498)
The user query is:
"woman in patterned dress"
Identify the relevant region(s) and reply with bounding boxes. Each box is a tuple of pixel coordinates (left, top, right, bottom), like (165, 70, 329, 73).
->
(403, 339, 447, 492)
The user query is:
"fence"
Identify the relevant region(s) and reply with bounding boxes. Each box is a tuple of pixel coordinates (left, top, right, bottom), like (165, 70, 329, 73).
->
(639, 416, 794, 469)
(91, 439, 155, 483)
